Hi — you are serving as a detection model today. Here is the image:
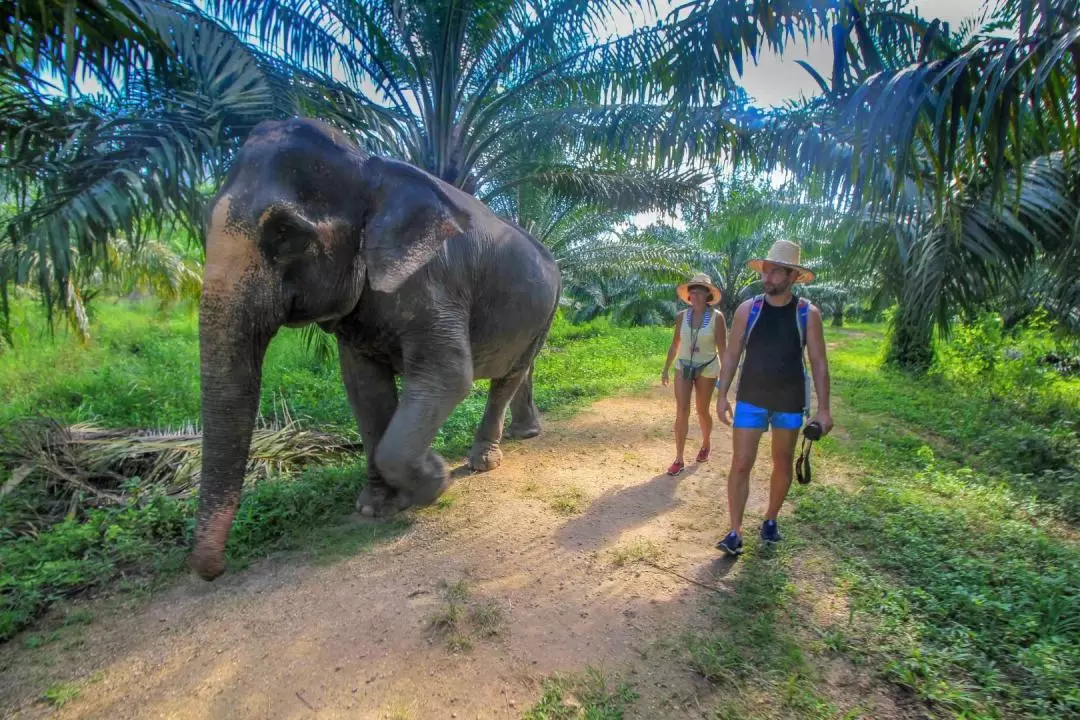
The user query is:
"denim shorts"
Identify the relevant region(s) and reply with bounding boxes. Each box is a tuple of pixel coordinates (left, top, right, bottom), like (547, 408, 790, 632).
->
(733, 401, 804, 431)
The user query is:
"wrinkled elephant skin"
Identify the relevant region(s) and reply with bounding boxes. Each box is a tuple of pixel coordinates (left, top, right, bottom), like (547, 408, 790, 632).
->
(191, 118, 561, 581)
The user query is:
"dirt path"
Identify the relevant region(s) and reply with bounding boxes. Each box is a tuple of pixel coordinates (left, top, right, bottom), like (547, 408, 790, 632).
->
(1, 385, 902, 719)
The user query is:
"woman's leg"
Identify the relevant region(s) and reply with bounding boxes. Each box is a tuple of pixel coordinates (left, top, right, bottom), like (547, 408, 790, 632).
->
(673, 369, 693, 464)
(694, 373, 716, 453)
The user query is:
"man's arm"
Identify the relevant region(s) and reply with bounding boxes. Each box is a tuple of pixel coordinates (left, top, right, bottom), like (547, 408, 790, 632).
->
(715, 302, 748, 395)
(805, 304, 833, 434)
(714, 302, 749, 424)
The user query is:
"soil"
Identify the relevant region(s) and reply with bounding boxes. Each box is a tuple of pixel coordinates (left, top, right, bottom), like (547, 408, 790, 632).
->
(0, 385, 910, 719)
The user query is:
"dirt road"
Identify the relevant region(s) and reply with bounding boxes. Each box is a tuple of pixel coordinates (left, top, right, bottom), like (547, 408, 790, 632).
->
(1, 385, 902, 719)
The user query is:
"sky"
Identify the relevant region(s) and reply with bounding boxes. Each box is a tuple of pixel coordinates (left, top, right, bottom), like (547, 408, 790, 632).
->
(715, 0, 990, 108)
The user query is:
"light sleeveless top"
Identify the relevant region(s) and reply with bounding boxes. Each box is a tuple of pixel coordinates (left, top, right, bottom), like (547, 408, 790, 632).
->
(676, 308, 718, 368)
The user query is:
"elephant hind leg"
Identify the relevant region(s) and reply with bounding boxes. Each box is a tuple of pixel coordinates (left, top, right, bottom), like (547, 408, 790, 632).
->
(506, 364, 541, 440)
(506, 303, 554, 441)
(467, 369, 529, 472)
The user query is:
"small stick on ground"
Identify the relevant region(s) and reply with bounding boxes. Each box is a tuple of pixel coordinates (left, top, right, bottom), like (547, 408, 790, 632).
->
(641, 560, 726, 593)
(295, 691, 315, 711)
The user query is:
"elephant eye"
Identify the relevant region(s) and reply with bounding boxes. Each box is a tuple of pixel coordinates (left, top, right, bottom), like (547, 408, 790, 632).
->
(260, 206, 317, 260)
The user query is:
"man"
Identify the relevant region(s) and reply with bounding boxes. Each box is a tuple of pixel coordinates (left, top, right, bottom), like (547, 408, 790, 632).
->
(712, 240, 833, 556)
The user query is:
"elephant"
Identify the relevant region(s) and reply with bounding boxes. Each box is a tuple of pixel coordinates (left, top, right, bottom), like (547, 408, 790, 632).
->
(189, 117, 561, 581)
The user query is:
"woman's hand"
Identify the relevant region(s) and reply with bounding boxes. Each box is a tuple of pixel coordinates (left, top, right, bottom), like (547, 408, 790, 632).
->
(662, 367, 670, 386)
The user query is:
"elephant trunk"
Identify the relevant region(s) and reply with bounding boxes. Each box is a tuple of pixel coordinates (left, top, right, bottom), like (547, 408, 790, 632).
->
(190, 284, 274, 581)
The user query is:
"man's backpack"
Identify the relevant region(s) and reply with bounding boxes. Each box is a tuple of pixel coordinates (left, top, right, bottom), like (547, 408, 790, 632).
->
(739, 294, 812, 415)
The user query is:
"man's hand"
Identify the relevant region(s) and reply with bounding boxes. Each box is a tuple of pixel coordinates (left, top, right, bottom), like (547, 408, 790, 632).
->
(716, 394, 732, 426)
(813, 409, 833, 435)
(662, 368, 670, 386)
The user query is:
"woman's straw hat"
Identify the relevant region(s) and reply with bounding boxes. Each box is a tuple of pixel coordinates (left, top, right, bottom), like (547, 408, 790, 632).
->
(747, 240, 816, 283)
(676, 273, 722, 305)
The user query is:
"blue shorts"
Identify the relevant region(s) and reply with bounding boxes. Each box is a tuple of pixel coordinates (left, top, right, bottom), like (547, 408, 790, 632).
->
(733, 401, 804, 431)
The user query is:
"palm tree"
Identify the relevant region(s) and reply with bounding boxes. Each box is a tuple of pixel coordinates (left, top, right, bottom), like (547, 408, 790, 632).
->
(607, 0, 1078, 366)
(0, 228, 202, 343)
(1, 0, 362, 326)
(198, 0, 703, 202)
(4, 0, 721, 332)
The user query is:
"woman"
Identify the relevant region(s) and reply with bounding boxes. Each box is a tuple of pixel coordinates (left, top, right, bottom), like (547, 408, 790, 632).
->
(662, 273, 727, 476)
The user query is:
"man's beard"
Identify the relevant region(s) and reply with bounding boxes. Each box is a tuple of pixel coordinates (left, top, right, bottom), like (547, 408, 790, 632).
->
(764, 282, 788, 296)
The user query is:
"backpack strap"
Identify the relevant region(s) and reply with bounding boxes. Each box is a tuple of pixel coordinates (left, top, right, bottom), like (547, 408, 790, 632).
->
(743, 294, 766, 344)
(796, 297, 810, 348)
(731, 295, 765, 394)
(797, 297, 811, 415)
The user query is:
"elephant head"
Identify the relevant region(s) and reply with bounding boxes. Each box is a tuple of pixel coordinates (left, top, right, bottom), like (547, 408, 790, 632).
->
(191, 117, 470, 580)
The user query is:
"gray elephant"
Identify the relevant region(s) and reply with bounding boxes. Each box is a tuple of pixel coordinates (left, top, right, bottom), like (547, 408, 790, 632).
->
(190, 117, 561, 581)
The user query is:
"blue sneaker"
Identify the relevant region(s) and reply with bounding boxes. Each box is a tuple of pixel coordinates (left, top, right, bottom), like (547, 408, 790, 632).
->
(760, 519, 782, 543)
(716, 530, 743, 556)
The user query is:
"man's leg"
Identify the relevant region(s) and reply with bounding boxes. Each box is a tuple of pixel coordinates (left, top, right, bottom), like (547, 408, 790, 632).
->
(765, 425, 800, 521)
(759, 412, 802, 543)
(717, 402, 766, 555)
(728, 426, 763, 533)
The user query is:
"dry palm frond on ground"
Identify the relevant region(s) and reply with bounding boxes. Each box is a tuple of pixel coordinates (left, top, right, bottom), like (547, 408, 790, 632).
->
(0, 416, 362, 528)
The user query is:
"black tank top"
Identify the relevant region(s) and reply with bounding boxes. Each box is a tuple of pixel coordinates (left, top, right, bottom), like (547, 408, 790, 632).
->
(736, 297, 805, 413)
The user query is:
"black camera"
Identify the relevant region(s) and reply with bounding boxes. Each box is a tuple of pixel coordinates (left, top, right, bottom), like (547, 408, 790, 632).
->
(802, 421, 823, 442)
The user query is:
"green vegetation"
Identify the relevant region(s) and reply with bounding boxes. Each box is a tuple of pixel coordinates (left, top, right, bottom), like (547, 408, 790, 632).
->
(683, 320, 1080, 719)
(522, 668, 638, 720)
(425, 578, 506, 652)
(0, 300, 668, 642)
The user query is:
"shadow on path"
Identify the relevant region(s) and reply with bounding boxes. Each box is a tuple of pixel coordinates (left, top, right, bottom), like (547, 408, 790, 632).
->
(553, 466, 699, 551)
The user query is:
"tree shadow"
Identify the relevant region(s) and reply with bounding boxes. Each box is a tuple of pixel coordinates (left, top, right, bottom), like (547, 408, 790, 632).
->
(552, 466, 699, 552)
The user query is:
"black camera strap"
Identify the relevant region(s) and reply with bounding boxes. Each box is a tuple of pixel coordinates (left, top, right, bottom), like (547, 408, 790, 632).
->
(795, 434, 814, 485)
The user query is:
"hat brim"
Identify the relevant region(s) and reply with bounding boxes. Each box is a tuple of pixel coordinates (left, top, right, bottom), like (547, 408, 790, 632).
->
(747, 259, 816, 284)
(677, 282, 722, 305)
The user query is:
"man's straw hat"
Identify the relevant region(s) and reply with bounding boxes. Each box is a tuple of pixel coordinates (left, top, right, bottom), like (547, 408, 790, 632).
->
(747, 240, 816, 283)
(676, 273, 722, 306)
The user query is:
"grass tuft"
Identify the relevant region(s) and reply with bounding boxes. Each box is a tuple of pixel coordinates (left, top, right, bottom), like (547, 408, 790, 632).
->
(522, 667, 637, 720)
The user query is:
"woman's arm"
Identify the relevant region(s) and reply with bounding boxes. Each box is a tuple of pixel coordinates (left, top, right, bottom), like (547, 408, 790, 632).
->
(662, 311, 683, 386)
(714, 310, 727, 359)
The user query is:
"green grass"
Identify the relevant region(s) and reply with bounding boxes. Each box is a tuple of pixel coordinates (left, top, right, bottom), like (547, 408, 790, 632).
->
(681, 319, 1079, 719)
(522, 668, 638, 720)
(0, 300, 669, 642)
(424, 578, 504, 652)
(793, 322, 1079, 718)
(683, 541, 844, 720)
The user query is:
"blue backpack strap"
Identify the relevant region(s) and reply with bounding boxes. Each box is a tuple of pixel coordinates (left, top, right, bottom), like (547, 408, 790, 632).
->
(743, 294, 766, 344)
(796, 297, 811, 414)
(796, 297, 810, 348)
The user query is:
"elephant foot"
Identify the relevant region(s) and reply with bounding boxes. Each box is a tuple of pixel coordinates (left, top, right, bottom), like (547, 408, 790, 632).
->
(356, 477, 409, 518)
(467, 440, 503, 472)
(406, 449, 452, 507)
(506, 421, 541, 440)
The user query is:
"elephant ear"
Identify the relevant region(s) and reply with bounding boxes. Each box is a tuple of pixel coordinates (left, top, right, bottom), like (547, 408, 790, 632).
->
(362, 157, 472, 294)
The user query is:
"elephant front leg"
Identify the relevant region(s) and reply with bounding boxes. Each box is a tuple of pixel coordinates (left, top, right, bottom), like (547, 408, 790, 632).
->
(374, 351, 473, 509)
(507, 364, 542, 439)
(338, 342, 400, 517)
(467, 370, 529, 472)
